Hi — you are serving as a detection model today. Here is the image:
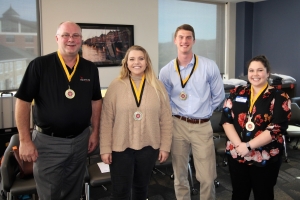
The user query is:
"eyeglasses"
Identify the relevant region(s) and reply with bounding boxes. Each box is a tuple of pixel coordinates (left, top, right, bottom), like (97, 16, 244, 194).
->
(57, 33, 82, 40)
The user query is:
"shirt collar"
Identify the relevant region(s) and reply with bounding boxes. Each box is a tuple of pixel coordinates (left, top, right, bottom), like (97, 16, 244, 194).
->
(174, 54, 195, 71)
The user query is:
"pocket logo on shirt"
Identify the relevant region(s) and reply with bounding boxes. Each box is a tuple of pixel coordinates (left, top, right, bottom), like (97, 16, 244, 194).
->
(80, 76, 90, 82)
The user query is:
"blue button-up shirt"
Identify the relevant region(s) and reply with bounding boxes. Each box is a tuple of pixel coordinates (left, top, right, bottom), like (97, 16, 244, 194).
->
(159, 55, 225, 119)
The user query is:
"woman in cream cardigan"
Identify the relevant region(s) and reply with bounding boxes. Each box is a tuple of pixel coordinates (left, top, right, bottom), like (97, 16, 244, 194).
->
(100, 45, 172, 200)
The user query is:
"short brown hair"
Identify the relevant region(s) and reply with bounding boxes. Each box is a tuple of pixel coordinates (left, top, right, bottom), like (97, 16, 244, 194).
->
(174, 24, 195, 40)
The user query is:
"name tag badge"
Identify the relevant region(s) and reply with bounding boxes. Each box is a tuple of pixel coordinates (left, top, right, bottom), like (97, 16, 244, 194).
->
(236, 96, 247, 103)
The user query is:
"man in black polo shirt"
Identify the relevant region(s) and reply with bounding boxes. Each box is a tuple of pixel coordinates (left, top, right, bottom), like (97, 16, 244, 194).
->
(15, 21, 102, 200)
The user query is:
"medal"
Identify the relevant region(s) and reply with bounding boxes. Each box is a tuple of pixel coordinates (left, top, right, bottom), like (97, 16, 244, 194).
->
(133, 111, 143, 120)
(57, 51, 79, 100)
(129, 75, 146, 121)
(245, 115, 255, 131)
(179, 91, 187, 100)
(175, 54, 198, 101)
(246, 121, 255, 131)
(245, 84, 268, 132)
(65, 87, 75, 99)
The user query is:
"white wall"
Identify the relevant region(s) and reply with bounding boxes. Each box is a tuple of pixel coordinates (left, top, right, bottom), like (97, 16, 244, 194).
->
(40, 0, 158, 88)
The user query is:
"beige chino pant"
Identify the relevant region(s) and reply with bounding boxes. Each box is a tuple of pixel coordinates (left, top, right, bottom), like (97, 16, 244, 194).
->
(171, 117, 216, 200)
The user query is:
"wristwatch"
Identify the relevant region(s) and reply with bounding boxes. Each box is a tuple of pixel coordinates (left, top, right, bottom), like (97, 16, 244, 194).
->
(246, 142, 251, 151)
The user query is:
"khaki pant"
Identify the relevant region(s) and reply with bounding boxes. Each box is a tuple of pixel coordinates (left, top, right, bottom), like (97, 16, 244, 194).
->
(171, 117, 216, 200)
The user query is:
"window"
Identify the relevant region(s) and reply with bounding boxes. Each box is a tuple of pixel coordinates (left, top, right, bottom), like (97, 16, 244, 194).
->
(158, 0, 225, 73)
(2, 20, 18, 32)
(6, 35, 15, 43)
(0, 0, 40, 91)
(17, 74, 23, 84)
(25, 47, 35, 54)
(25, 35, 34, 43)
(5, 63, 9, 73)
(15, 61, 23, 70)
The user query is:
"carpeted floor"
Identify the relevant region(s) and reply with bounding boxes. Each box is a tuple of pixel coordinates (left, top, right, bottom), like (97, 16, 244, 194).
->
(89, 139, 300, 200)
(1, 140, 299, 200)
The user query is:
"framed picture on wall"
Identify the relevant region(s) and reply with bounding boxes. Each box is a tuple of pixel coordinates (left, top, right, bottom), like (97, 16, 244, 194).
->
(77, 23, 134, 67)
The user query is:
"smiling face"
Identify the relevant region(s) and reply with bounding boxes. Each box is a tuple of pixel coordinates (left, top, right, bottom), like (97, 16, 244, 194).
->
(174, 29, 195, 55)
(56, 22, 82, 57)
(248, 60, 270, 89)
(127, 50, 147, 77)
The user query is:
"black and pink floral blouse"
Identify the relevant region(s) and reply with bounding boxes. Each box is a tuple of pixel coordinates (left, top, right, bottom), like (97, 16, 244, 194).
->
(220, 85, 291, 167)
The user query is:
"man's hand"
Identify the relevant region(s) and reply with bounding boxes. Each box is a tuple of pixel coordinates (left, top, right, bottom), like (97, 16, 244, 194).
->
(88, 132, 99, 154)
(19, 140, 38, 162)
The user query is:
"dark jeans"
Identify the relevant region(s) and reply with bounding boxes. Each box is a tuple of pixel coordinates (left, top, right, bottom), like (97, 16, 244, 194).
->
(227, 155, 282, 200)
(109, 146, 159, 200)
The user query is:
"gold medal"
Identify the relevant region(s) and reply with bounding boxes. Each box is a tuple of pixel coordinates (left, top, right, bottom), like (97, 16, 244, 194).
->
(133, 111, 143, 120)
(57, 51, 79, 100)
(65, 88, 75, 99)
(179, 91, 187, 100)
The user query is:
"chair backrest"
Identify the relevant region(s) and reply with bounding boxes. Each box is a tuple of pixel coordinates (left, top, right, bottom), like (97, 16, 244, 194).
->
(290, 103, 300, 125)
(1, 134, 20, 192)
(210, 112, 224, 133)
(291, 97, 300, 107)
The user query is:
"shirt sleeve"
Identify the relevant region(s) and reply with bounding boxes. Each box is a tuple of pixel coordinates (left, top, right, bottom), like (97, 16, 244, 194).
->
(99, 80, 117, 154)
(91, 65, 102, 100)
(220, 86, 240, 125)
(266, 91, 291, 139)
(209, 61, 225, 111)
(158, 81, 173, 152)
(159, 65, 173, 101)
(15, 59, 40, 102)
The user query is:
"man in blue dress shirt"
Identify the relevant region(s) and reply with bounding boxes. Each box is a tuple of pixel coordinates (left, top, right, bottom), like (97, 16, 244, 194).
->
(159, 24, 225, 200)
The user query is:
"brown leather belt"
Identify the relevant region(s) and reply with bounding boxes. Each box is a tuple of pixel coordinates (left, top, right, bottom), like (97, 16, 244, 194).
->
(173, 115, 210, 124)
(34, 125, 77, 138)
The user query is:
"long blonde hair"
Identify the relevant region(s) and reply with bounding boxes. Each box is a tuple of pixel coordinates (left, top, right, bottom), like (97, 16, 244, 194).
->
(119, 45, 166, 100)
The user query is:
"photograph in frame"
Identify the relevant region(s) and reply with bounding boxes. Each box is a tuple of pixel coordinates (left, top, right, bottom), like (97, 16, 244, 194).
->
(77, 23, 134, 67)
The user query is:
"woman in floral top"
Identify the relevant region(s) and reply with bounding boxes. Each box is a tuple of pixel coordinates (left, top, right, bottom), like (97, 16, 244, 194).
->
(220, 55, 291, 200)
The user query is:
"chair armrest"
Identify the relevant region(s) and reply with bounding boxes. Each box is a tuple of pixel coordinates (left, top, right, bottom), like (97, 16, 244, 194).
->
(1, 151, 19, 192)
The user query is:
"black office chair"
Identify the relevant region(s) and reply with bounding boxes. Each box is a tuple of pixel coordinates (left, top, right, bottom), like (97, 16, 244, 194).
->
(287, 103, 300, 150)
(83, 145, 111, 200)
(211, 112, 227, 167)
(291, 97, 300, 106)
(1, 134, 37, 200)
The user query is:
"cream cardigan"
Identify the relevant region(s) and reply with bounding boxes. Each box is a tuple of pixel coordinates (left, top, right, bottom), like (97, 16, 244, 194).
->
(100, 77, 173, 154)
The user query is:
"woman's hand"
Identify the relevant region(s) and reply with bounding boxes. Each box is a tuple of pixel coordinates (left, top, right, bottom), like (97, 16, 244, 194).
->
(235, 142, 249, 157)
(158, 150, 169, 163)
(101, 153, 112, 164)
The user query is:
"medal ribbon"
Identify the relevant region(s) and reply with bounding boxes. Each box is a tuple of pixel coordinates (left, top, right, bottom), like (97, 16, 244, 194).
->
(249, 83, 268, 113)
(57, 51, 79, 82)
(129, 74, 146, 107)
(174, 54, 198, 88)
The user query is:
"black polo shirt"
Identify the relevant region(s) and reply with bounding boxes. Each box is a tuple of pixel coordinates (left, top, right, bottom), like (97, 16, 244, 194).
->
(15, 52, 102, 137)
